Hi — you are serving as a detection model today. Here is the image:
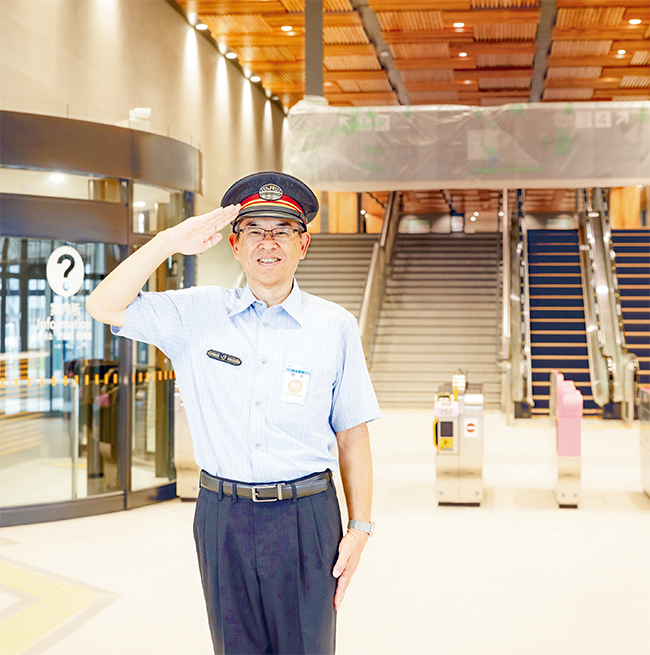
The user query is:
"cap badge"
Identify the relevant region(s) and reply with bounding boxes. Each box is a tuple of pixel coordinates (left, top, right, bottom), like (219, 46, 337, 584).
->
(259, 184, 283, 201)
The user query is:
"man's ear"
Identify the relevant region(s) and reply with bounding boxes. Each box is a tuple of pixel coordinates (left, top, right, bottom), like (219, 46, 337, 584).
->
(299, 231, 311, 260)
(229, 232, 239, 256)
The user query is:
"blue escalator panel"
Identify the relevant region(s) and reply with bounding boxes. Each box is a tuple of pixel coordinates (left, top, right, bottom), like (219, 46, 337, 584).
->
(528, 230, 601, 416)
(612, 229, 650, 390)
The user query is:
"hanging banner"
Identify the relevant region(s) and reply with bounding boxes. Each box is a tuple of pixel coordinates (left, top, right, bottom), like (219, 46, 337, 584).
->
(284, 101, 650, 190)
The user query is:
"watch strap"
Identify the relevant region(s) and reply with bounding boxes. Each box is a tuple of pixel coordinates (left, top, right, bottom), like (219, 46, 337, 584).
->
(347, 519, 374, 536)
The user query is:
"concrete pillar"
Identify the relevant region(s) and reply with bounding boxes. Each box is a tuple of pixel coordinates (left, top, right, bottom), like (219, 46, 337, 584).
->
(304, 0, 323, 97)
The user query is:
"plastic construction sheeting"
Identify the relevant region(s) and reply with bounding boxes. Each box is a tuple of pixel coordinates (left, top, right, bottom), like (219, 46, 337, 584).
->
(284, 100, 650, 191)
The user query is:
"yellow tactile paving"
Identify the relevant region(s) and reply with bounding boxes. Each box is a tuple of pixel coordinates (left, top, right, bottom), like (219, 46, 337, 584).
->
(0, 560, 99, 655)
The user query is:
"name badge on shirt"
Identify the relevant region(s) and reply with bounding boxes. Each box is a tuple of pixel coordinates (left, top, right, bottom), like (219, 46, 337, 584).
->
(281, 365, 311, 405)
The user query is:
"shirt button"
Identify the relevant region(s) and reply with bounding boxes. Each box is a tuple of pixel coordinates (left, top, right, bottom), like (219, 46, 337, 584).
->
(254, 443, 261, 449)
(254, 401, 260, 407)
(263, 322, 270, 328)
(261, 359, 267, 365)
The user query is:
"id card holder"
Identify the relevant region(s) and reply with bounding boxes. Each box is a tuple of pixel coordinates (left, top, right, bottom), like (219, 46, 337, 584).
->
(281, 365, 311, 405)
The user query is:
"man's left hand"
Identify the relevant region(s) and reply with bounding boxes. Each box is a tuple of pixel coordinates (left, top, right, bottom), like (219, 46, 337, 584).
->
(332, 528, 369, 610)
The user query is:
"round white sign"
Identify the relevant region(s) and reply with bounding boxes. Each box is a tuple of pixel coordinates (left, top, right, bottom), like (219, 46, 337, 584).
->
(46, 246, 85, 297)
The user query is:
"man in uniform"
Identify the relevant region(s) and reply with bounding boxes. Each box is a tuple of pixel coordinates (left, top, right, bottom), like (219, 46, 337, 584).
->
(86, 172, 380, 654)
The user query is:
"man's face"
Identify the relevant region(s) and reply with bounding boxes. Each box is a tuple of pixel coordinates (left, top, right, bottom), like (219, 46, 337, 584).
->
(229, 217, 310, 290)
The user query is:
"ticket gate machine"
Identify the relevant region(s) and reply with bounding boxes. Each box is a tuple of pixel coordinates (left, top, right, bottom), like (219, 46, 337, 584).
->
(433, 381, 484, 505)
(639, 386, 650, 498)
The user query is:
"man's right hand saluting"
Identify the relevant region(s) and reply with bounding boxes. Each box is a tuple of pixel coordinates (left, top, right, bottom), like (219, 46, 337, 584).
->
(162, 204, 240, 255)
(86, 204, 240, 328)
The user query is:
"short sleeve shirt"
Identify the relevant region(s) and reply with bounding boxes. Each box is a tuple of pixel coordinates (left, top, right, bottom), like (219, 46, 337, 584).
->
(112, 281, 381, 483)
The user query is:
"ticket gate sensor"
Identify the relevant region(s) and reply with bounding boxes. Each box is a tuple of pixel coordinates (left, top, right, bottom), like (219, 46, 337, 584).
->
(433, 381, 484, 505)
(550, 370, 583, 508)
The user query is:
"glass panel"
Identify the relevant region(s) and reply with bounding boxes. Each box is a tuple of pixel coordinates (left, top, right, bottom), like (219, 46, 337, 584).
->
(0, 167, 127, 203)
(132, 183, 184, 234)
(0, 237, 122, 507)
(130, 257, 183, 491)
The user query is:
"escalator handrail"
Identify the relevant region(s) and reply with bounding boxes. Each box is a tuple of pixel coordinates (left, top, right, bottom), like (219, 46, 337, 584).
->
(509, 190, 533, 406)
(577, 200, 610, 407)
(589, 190, 639, 418)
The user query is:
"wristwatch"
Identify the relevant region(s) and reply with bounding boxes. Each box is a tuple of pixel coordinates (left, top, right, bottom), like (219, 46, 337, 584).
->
(347, 519, 375, 537)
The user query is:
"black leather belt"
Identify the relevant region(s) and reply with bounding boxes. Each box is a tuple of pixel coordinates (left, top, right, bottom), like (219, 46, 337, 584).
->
(200, 470, 330, 502)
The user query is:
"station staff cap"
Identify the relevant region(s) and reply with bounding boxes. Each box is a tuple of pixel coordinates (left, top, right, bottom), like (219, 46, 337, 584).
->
(221, 171, 319, 231)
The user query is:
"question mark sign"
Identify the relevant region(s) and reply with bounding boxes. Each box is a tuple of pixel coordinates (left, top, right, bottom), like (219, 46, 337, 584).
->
(58, 254, 76, 291)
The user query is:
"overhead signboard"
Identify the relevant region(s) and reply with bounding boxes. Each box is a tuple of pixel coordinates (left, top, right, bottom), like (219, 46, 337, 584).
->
(284, 101, 650, 191)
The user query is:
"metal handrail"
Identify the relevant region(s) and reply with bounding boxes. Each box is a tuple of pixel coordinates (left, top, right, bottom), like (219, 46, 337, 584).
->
(577, 199, 610, 407)
(578, 188, 639, 422)
(509, 190, 533, 407)
(358, 191, 402, 361)
(499, 189, 512, 416)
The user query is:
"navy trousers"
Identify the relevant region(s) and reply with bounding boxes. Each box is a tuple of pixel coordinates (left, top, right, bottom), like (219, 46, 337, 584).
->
(193, 471, 342, 655)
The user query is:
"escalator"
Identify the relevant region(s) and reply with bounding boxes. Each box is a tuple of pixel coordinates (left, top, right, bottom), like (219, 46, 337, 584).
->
(612, 229, 650, 394)
(527, 230, 601, 416)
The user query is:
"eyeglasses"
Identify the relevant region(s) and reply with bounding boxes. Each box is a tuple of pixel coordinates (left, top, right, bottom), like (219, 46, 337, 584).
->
(237, 227, 302, 242)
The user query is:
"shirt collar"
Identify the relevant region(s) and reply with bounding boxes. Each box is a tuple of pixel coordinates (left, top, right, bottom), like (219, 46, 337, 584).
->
(228, 280, 304, 327)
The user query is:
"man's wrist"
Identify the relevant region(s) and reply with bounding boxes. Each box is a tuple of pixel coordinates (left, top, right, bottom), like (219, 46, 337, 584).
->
(347, 519, 374, 537)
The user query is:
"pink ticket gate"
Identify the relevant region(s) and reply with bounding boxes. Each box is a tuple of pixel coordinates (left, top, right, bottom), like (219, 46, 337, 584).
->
(550, 370, 583, 508)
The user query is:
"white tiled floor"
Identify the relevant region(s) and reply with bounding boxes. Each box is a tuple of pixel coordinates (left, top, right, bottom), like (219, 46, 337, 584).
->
(1, 411, 649, 655)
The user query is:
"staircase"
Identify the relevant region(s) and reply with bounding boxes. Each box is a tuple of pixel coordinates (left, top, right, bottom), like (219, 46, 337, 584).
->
(369, 233, 501, 410)
(528, 230, 600, 416)
(612, 229, 650, 392)
(295, 233, 377, 319)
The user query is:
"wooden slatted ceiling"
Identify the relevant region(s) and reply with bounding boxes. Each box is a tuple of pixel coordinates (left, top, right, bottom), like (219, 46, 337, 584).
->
(177, 0, 648, 108)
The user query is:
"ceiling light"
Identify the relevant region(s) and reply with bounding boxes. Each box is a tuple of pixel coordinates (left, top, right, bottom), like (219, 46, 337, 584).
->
(629, 19, 641, 25)
(380, 50, 390, 58)
(459, 52, 468, 58)
(498, 211, 504, 217)
(272, 95, 279, 101)
(288, 31, 296, 36)
(281, 25, 292, 32)
(225, 52, 237, 59)
(453, 22, 465, 27)
(250, 75, 261, 83)
(196, 23, 208, 31)
(473, 211, 479, 216)
(617, 49, 626, 54)
(133, 201, 146, 208)
(49, 173, 64, 183)
(464, 80, 472, 84)
(470, 216, 476, 221)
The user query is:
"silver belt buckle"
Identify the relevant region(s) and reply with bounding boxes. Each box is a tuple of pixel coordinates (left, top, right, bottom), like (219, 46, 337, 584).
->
(251, 483, 284, 502)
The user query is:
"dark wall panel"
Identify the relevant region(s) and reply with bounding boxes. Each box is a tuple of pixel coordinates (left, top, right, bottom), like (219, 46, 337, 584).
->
(0, 111, 201, 192)
(0, 112, 132, 179)
(132, 130, 201, 193)
(0, 194, 129, 244)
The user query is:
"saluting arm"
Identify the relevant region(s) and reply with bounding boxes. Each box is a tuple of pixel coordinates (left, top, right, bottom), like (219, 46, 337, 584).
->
(86, 204, 239, 328)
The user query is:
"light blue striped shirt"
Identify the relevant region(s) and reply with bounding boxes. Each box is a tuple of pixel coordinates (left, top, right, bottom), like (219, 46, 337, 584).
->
(113, 281, 381, 483)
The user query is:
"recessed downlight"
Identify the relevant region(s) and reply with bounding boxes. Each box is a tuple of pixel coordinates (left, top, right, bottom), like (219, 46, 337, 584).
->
(133, 201, 146, 208)
(453, 22, 465, 27)
(281, 25, 292, 32)
(250, 75, 261, 83)
(629, 18, 641, 25)
(225, 52, 237, 60)
(196, 23, 208, 31)
(459, 52, 468, 58)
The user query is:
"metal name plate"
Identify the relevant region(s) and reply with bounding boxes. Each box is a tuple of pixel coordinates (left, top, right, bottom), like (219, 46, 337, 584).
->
(206, 350, 242, 366)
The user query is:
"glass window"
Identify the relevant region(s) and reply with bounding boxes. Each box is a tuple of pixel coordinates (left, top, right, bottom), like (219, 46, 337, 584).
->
(0, 167, 127, 203)
(132, 183, 185, 234)
(0, 237, 122, 507)
(129, 256, 184, 491)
